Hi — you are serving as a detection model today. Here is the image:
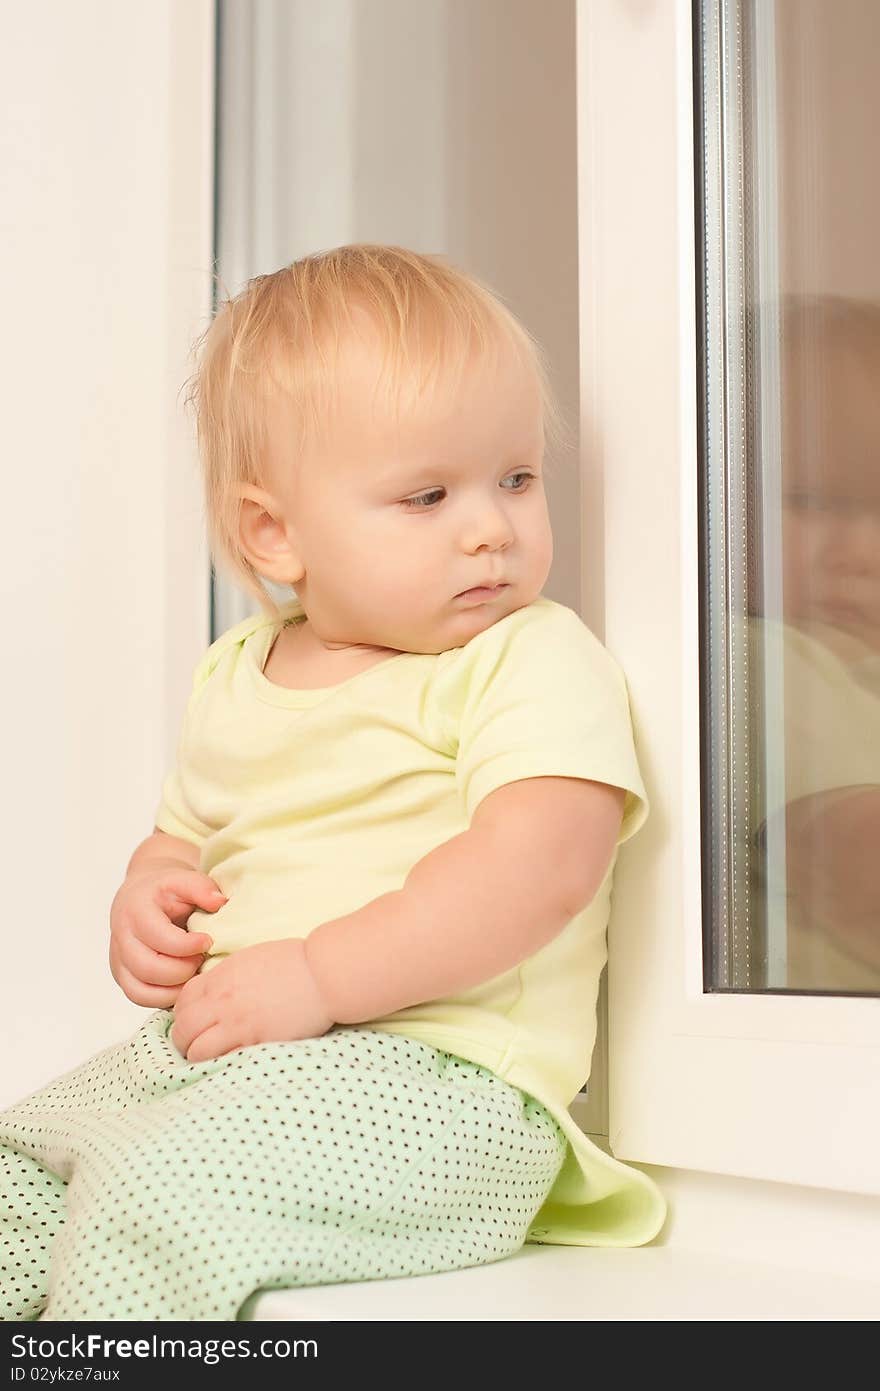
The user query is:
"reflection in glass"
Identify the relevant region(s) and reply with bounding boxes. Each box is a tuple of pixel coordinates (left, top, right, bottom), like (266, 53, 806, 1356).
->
(695, 1, 880, 993)
(756, 295, 880, 992)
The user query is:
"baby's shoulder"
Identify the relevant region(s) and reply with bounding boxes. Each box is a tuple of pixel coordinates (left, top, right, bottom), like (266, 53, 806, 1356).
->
(438, 596, 612, 674)
(190, 606, 281, 694)
(430, 598, 623, 722)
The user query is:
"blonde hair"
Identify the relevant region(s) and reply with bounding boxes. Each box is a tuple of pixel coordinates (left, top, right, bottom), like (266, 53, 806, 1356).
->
(183, 243, 574, 618)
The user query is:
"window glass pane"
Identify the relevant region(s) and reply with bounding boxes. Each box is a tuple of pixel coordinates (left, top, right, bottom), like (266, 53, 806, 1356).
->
(695, 0, 880, 994)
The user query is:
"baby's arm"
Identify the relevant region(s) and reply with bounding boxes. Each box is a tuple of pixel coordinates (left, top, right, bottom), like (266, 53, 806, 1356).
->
(304, 776, 625, 1023)
(771, 785, 880, 970)
(130, 828, 202, 875)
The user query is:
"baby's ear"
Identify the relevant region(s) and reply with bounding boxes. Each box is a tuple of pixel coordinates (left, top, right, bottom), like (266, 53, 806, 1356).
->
(237, 487, 303, 584)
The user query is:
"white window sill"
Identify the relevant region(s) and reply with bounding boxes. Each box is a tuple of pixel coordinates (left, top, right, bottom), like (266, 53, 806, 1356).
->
(250, 1243, 880, 1321)
(251, 1161, 880, 1321)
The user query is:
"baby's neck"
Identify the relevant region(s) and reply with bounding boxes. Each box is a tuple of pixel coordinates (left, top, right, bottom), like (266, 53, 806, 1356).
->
(262, 618, 401, 691)
(288, 616, 400, 660)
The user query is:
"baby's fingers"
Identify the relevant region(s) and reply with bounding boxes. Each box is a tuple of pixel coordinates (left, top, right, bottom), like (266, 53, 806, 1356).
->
(135, 909, 213, 958)
(158, 873, 228, 919)
(111, 955, 182, 1010)
(123, 934, 207, 987)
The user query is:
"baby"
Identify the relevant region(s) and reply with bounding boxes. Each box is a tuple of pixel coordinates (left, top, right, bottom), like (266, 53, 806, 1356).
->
(0, 245, 665, 1321)
(748, 293, 880, 990)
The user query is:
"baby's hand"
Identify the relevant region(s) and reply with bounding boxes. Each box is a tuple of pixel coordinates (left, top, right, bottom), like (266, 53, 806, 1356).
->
(170, 939, 334, 1062)
(110, 866, 227, 1008)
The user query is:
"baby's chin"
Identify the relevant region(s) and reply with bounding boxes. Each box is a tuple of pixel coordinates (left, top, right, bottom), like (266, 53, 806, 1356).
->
(405, 591, 532, 654)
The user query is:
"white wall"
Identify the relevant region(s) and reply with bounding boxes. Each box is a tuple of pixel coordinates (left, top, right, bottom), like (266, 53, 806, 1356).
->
(0, 1, 214, 1105)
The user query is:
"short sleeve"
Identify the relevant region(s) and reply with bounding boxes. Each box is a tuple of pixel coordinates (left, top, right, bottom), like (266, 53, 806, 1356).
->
(450, 602, 650, 846)
(153, 683, 214, 847)
(151, 614, 265, 849)
(153, 764, 213, 848)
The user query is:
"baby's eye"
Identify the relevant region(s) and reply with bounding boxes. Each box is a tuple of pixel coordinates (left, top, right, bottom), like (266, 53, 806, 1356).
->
(401, 488, 445, 510)
(400, 473, 536, 511)
(784, 490, 818, 510)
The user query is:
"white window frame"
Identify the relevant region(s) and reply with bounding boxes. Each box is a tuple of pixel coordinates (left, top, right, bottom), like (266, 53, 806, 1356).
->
(578, 0, 880, 1196)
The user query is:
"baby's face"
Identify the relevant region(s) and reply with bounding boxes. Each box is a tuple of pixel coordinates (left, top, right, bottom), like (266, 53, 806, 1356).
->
(780, 335, 880, 650)
(263, 332, 553, 655)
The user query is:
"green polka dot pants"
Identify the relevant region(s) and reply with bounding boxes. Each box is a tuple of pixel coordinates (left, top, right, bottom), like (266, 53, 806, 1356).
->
(0, 1011, 566, 1321)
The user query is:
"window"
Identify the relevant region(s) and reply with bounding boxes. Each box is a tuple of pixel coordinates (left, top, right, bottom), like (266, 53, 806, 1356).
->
(578, 0, 880, 1194)
(695, 0, 880, 997)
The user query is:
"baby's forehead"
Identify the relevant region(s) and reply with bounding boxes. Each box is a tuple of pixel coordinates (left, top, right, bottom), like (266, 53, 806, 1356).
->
(336, 321, 533, 415)
(267, 327, 541, 464)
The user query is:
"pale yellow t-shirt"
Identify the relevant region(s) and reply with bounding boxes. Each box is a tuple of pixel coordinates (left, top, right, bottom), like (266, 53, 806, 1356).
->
(748, 614, 880, 991)
(154, 595, 667, 1247)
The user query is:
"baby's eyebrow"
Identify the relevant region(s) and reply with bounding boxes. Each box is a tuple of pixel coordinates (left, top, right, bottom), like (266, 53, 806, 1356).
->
(381, 449, 536, 483)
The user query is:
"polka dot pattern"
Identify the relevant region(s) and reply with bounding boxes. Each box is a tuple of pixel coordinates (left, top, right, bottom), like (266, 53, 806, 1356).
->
(0, 1010, 566, 1321)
